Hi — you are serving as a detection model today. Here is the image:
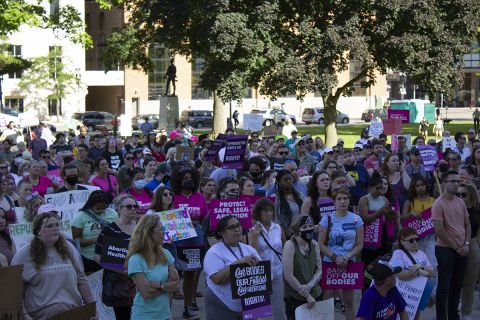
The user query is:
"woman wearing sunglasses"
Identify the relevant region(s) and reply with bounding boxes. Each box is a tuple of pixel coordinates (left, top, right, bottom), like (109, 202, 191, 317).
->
(389, 227, 434, 320)
(457, 182, 480, 320)
(94, 195, 138, 320)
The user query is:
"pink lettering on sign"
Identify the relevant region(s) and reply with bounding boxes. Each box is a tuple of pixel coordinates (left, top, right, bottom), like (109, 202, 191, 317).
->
(401, 208, 434, 239)
(320, 262, 364, 290)
(364, 211, 383, 248)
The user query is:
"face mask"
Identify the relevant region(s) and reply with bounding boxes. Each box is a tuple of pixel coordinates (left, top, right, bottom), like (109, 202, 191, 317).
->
(226, 191, 239, 198)
(134, 179, 146, 189)
(250, 171, 261, 178)
(300, 229, 314, 242)
(182, 179, 195, 191)
(65, 175, 79, 186)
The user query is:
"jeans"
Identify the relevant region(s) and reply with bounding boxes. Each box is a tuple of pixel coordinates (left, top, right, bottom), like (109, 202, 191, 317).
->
(435, 246, 467, 320)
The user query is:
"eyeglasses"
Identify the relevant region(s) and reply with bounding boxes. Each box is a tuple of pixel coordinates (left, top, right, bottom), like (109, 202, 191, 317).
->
(122, 204, 139, 210)
(278, 151, 289, 155)
(404, 238, 419, 244)
(162, 192, 173, 197)
(224, 223, 242, 231)
(354, 148, 362, 152)
(456, 192, 468, 198)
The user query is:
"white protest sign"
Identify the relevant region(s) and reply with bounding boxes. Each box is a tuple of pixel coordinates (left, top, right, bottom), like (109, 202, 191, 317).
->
(396, 276, 428, 320)
(442, 137, 456, 152)
(368, 121, 384, 138)
(295, 298, 334, 320)
(9, 220, 72, 249)
(87, 270, 115, 320)
(243, 113, 263, 131)
(151, 208, 197, 242)
(44, 190, 96, 221)
(14, 207, 25, 224)
(18, 110, 39, 128)
(119, 114, 132, 137)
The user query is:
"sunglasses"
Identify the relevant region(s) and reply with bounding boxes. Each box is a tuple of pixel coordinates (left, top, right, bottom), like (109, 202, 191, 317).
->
(279, 151, 289, 155)
(122, 204, 139, 210)
(404, 238, 419, 244)
(224, 223, 242, 231)
(456, 192, 468, 198)
(354, 148, 362, 152)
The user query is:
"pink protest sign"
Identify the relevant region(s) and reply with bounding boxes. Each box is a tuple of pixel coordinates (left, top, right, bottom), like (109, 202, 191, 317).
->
(321, 262, 364, 290)
(241, 195, 275, 214)
(388, 109, 410, 124)
(210, 198, 253, 230)
(48, 169, 64, 185)
(364, 211, 382, 247)
(382, 118, 402, 135)
(401, 208, 434, 238)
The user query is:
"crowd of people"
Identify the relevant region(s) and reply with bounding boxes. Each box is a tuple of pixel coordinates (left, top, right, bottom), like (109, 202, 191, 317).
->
(0, 118, 479, 320)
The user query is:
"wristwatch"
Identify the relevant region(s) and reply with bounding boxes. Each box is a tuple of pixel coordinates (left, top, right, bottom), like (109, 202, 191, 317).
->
(465, 241, 470, 245)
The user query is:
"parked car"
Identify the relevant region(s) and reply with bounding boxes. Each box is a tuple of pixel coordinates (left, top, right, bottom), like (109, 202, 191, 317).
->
(72, 111, 116, 131)
(250, 109, 297, 125)
(179, 110, 213, 128)
(2, 108, 19, 117)
(301, 108, 349, 124)
(361, 108, 388, 122)
(132, 114, 160, 130)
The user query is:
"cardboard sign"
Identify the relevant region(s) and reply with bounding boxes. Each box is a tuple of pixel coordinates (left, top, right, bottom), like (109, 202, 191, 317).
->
(396, 277, 428, 320)
(368, 120, 384, 138)
(382, 118, 402, 135)
(417, 146, 438, 172)
(230, 261, 272, 299)
(87, 271, 115, 319)
(154, 208, 197, 242)
(176, 247, 203, 270)
(176, 145, 195, 162)
(210, 198, 253, 230)
(100, 237, 129, 270)
(223, 135, 248, 169)
(388, 109, 410, 124)
(241, 294, 272, 320)
(243, 114, 264, 131)
(320, 262, 364, 290)
(0, 265, 23, 320)
(295, 298, 334, 320)
(44, 190, 96, 221)
(49, 302, 96, 320)
(364, 211, 383, 248)
(401, 208, 434, 239)
(263, 125, 277, 137)
(18, 110, 40, 127)
(9, 220, 72, 249)
(205, 134, 227, 162)
(442, 137, 456, 152)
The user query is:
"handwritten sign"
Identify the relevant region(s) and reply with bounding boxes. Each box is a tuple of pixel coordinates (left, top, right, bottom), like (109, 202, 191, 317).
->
(0, 265, 23, 320)
(210, 198, 252, 230)
(176, 247, 203, 271)
(364, 211, 383, 248)
(9, 220, 72, 249)
(295, 298, 334, 320)
(263, 124, 277, 137)
(368, 120, 384, 138)
(320, 262, 364, 290)
(396, 277, 428, 320)
(100, 237, 129, 270)
(205, 134, 227, 162)
(243, 114, 264, 131)
(230, 261, 272, 299)
(388, 109, 410, 124)
(223, 135, 248, 169)
(401, 208, 434, 239)
(417, 146, 438, 172)
(382, 118, 402, 135)
(45, 190, 96, 221)
(153, 208, 197, 242)
(442, 137, 456, 152)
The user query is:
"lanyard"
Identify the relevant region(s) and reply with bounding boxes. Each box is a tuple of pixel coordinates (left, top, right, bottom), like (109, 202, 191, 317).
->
(224, 242, 244, 260)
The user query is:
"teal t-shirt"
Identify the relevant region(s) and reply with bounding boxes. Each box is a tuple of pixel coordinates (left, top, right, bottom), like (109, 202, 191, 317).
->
(128, 249, 175, 320)
(71, 208, 118, 260)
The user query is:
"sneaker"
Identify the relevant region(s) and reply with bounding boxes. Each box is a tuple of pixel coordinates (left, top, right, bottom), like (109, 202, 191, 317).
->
(183, 307, 200, 320)
(190, 303, 199, 311)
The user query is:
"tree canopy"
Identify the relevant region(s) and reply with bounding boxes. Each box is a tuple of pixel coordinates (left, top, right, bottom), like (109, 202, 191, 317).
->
(99, 0, 480, 143)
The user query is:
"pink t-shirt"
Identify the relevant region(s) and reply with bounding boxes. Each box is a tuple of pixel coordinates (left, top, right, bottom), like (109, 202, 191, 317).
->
(29, 176, 53, 197)
(173, 192, 208, 222)
(432, 195, 468, 248)
(364, 155, 379, 171)
(122, 188, 152, 215)
(92, 175, 118, 195)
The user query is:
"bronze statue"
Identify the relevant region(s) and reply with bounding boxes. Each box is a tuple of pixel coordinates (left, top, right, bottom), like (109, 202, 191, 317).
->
(165, 58, 177, 96)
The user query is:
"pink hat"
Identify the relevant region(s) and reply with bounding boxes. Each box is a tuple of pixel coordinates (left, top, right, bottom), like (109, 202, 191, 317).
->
(38, 204, 59, 215)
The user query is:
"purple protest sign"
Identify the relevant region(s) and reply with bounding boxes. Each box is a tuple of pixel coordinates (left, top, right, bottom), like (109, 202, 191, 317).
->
(241, 294, 272, 320)
(317, 198, 336, 218)
(321, 262, 364, 290)
(209, 197, 253, 230)
(401, 208, 434, 239)
(205, 134, 227, 162)
(223, 135, 248, 169)
(364, 211, 383, 248)
(417, 145, 438, 172)
(388, 109, 410, 123)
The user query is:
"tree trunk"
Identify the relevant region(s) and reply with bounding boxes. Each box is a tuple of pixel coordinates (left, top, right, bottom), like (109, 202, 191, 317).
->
(324, 95, 338, 146)
(213, 91, 227, 135)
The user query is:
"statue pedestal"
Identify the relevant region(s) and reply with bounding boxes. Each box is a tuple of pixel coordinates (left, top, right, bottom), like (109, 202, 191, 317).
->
(158, 96, 179, 130)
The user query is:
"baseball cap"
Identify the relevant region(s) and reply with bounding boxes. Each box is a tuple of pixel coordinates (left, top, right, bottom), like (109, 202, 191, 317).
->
(353, 143, 363, 150)
(38, 204, 60, 215)
(366, 259, 402, 282)
(143, 148, 152, 155)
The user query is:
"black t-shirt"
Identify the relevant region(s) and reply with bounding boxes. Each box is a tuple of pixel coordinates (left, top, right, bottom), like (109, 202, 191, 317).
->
(104, 151, 124, 171)
(468, 207, 480, 237)
(88, 146, 106, 161)
(53, 144, 73, 153)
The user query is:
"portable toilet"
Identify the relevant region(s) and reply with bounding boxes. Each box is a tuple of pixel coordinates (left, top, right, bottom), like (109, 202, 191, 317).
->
(424, 103, 436, 122)
(389, 101, 416, 124)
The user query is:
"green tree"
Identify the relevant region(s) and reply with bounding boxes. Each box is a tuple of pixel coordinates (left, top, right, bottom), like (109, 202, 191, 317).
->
(99, 0, 480, 144)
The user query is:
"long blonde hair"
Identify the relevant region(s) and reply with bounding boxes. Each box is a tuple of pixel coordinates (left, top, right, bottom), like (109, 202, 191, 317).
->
(126, 214, 166, 267)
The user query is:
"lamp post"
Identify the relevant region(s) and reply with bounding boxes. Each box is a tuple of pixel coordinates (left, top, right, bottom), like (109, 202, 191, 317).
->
(399, 73, 406, 100)
(0, 74, 4, 113)
(75, 68, 81, 112)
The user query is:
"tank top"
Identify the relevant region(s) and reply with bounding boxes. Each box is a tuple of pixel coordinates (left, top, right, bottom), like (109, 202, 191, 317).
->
(390, 177, 407, 211)
(284, 238, 322, 301)
(366, 193, 387, 212)
(410, 197, 434, 213)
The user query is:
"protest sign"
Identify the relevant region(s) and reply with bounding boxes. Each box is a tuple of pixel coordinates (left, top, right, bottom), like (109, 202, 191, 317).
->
(263, 124, 277, 137)
(270, 157, 287, 171)
(49, 302, 96, 320)
(417, 146, 438, 172)
(210, 198, 253, 230)
(321, 262, 364, 290)
(295, 298, 334, 320)
(176, 145, 195, 162)
(0, 265, 23, 320)
(9, 220, 72, 249)
(87, 271, 115, 320)
(205, 134, 227, 162)
(368, 120, 384, 138)
(44, 189, 95, 221)
(241, 294, 272, 320)
(223, 135, 248, 169)
(396, 277, 428, 320)
(176, 247, 203, 270)
(230, 261, 272, 299)
(442, 137, 456, 152)
(382, 118, 402, 135)
(100, 237, 129, 270)
(14, 207, 25, 224)
(364, 212, 382, 248)
(388, 109, 410, 124)
(243, 114, 264, 131)
(18, 110, 40, 127)
(154, 208, 197, 242)
(48, 168, 64, 185)
(318, 198, 336, 218)
(401, 208, 434, 239)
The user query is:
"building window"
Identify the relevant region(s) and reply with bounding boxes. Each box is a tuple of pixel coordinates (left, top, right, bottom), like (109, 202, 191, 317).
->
(48, 99, 62, 116)
(349, 60, 367, 96)
(464, 53, 480, 68)
(50, 0, 60, 17)
(4, 98, 24, 112)
(49, 46, 62, 79)
(148, 45, 170, 99)
(192, 57, 212, 100)
(8, 45, 22, 79)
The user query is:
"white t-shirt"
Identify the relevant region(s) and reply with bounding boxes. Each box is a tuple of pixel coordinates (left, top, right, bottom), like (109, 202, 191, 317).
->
(204, 241, 261, 312)
(389, 249, 432, 270)
(256, 222, 283, 278)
